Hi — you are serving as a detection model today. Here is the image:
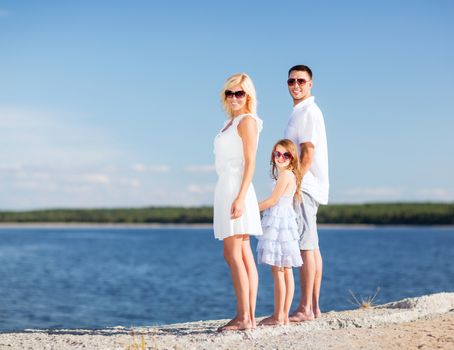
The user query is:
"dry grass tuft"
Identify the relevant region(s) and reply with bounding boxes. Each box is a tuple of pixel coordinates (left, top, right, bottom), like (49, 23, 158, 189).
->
(125, 330, 147, 350)
(348, 287, 381, 309)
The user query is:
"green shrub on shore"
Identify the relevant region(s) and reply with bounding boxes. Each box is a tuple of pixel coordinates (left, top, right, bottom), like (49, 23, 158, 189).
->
(0, 203, 453, 225)
(0, 207, 213, 224)
(317, 203, 454, 225)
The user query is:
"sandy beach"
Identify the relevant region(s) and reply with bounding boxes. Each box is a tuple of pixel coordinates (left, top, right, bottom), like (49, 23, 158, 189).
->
(0, 292, 452, 350)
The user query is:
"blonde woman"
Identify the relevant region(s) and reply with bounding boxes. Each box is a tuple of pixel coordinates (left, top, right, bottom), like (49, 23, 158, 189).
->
(213, 73, 263, 331)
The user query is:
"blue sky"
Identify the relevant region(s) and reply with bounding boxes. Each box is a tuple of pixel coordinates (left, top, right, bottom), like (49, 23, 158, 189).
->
(1, 0, 453, 209)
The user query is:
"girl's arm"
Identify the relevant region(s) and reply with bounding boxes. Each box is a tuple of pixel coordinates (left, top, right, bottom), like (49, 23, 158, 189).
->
(259, 170, 292, 211)
(230, 116, 258, 219)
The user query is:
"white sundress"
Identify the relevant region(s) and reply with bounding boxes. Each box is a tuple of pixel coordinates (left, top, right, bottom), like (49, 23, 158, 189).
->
(257, 175, 303, 267)
(213, 113, 263, 240)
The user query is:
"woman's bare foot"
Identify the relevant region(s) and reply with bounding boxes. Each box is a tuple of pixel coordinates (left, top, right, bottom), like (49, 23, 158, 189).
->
(251, 318, 257, 329)
(314, 309, 322, 318)
(258, 315, 285, 326)
(289, 307, 314, 322)
(217, 317, 252, 332)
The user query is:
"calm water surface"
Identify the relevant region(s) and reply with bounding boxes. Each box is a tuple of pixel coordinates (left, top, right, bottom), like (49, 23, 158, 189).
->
(0, 226, 453, 331)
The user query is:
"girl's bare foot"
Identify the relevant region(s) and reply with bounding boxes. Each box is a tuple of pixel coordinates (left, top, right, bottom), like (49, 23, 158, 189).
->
(284, 317, 290, 325)
(314, 309, 322, 318)
(258, 315, 285, 326)
(217, 317, 252, 332)
(217, 316, 237, 332)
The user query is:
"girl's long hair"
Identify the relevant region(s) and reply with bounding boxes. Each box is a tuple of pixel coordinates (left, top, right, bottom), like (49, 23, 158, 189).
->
(270, 139, 302, 203)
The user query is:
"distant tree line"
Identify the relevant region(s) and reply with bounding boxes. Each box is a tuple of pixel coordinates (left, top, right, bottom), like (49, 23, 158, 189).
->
(0, 203, 453, 225)
(0, 207, 213, 224)
(317, 203, 454, 225)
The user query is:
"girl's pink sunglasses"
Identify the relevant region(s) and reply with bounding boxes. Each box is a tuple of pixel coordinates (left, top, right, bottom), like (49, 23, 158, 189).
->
(273, 151, 293, 161)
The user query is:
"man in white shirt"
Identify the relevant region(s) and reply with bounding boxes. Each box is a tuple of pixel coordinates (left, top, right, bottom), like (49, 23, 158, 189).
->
(284, 65, 329, 321)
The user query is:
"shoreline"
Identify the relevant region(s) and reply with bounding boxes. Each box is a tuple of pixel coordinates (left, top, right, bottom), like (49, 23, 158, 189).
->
(0, 292, 453, 349)
(0, 222, 453, 229)
(0, 222, 214, 229)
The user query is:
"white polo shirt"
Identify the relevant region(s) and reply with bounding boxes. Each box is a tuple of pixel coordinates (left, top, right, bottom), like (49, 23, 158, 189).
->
(285, 96, 329, 205)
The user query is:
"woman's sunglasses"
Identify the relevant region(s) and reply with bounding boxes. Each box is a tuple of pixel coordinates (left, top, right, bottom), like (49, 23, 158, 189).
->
(273, 151, 293, 161)
(225, 90, 246, 98)
(287, 78, 309, 86)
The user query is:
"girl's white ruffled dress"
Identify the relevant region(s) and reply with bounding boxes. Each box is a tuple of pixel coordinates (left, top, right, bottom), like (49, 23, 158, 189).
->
(213, 114, 263, 240)
(257, 179, 303, 267)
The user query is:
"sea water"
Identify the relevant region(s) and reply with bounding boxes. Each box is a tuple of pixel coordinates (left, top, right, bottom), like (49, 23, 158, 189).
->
(0, 226, 452, 331)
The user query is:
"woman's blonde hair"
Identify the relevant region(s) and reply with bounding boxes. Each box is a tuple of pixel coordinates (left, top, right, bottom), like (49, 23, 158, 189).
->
(220, 73, 257, 117)
(270, 139, 302, 203)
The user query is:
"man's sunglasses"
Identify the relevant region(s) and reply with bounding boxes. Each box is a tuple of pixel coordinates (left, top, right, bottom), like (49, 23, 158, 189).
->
(287, 78, 310, 86)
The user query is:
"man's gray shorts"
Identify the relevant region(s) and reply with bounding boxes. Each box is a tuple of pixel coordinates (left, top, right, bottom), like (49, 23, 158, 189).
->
(298, 191, 320, 250)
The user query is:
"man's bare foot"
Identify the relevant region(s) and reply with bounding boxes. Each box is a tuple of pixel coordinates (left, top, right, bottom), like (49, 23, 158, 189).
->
(289, 308, 314, 322)
(217, 318, 252, 332)
(258, 315, 285, 326)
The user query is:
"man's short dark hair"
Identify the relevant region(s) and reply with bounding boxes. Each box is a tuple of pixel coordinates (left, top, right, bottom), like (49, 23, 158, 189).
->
(288, 65, 313, 79)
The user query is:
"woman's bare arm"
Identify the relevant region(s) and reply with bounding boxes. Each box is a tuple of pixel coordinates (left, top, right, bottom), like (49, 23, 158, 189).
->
(230, 116, 258, 219)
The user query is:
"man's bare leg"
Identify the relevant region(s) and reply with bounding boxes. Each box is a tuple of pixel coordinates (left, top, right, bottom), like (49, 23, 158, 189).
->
(289, 250, 315, 322)
(313, 249, 323, 318)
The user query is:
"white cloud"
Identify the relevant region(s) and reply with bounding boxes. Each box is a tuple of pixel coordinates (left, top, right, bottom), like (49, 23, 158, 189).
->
(129, 179, 141, 188)
(0, 164, 23, 171)
(341, 187, 404, 198)
(335, 186, 454, 203)
(184, 165, 215, 173)
(0, 162, 195, 209)
(415, 188, 454, 201)
(81, 174, 110, 184)
(0, 106, 124, 165)
(187, 184, 215, 194)
(132, 163, 170, 173)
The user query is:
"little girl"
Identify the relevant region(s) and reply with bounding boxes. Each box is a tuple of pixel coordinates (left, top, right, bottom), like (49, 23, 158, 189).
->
(257, 139, 303, 326)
